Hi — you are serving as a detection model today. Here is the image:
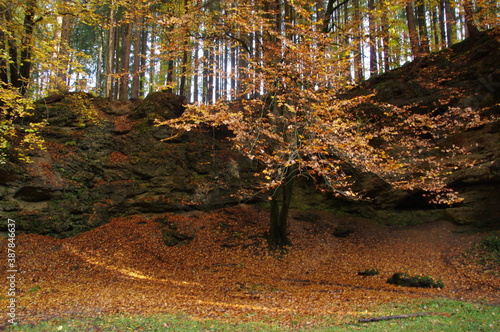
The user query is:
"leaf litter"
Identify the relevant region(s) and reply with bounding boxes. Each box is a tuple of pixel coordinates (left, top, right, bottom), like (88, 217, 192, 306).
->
(2, 205, 499, 326)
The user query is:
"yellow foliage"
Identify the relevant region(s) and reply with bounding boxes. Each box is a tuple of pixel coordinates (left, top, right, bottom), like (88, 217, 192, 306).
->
(0, 83, 46, 163)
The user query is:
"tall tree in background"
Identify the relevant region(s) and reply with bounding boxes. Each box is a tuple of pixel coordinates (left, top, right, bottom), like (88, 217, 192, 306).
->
(367, 0, 377, 76)
(415, 0, 430, 54)
(443, 0, 457, 46)
(463, 0, 481, 39)
(0, 0, 40, 95)
(405, 0, 421, 58)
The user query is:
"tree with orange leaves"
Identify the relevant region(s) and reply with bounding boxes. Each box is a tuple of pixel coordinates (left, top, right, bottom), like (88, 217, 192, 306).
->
(162, 0, 490, 249)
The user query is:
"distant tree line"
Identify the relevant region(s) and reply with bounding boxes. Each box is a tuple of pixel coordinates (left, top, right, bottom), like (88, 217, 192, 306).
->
(0, 0, 497, 100)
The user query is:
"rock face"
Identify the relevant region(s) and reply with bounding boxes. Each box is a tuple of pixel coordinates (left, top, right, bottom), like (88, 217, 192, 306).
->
(342, 29, 500, 227)
(0, 92, 258, 237)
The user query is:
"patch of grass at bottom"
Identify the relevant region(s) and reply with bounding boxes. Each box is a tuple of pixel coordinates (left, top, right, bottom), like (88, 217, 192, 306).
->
(4, 314, 286, 332)
(4, 299, 498, 331)
(329, 299, 499, 331)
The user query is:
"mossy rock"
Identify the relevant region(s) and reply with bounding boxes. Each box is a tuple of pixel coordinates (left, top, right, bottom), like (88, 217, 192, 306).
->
(387, 272, 444, 288)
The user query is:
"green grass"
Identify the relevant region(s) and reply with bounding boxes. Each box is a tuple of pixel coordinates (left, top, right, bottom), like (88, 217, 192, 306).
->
(5, 315, 285, 332)
(5, 299, 498, 331)
(332, 299, 499, 332)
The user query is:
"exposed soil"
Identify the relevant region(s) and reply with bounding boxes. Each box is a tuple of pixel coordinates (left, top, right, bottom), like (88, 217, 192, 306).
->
(2, 205, 498, 327)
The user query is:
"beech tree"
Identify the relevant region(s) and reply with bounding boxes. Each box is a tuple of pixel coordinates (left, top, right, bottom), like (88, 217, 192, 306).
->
(162, 0, 490, 249)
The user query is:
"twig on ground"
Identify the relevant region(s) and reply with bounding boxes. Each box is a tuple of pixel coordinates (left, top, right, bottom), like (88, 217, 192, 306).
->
(359, 312, 431, 323)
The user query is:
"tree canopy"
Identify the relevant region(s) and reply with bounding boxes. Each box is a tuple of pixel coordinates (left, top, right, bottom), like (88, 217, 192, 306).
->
(1, 0, 497, 99)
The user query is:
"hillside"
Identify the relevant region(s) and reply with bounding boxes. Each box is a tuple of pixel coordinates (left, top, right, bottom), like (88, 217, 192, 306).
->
(342, 28, 500, 226)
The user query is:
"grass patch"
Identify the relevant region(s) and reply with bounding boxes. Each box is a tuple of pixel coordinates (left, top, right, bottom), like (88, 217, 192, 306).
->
(4, 299, 498, 331)
(335, 299, 499, 332)
(5, 314, 286, 332)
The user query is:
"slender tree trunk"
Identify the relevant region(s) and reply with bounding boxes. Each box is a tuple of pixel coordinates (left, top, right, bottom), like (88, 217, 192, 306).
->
(381, 3, 390, 72)
(97, 29, 104, 95)
(0, 4, 9, 84)
(179, 48, 189, 97)
(106, 3, 116, 99)
(463, 0, 481, 39)
(405, 1, 421, 58)
(112, 25, 121, 99)
(443, 0, 456, 46)
(353, 0, 363, 82)
(3, 5, 20, 88)
(19, 0, 37, 95)
(0, 33, 7, 84)
(131, 18, 142, 99)
(438, 1, 447, 48)
(368, 0, 377, 77)
(230, 41, 237, 99)
(119, 22, 132, 101)
(415, 0, 429, 54)
(179, 0, 190, 98)
(56, 3, 72, 92)
(430, 5, 440, 51)
(139, 24, 148, 96)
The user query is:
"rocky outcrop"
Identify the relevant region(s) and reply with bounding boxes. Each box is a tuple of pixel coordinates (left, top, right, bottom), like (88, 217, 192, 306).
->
(341, 29, 500, 227)
(0, 92, 258, 237)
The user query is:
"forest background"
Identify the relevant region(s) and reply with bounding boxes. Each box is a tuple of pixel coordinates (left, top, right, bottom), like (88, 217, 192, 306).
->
(0, 0, 498, 100)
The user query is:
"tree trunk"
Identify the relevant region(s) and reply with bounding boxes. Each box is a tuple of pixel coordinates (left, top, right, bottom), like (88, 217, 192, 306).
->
(405, 2, 420, 58)
(430, 5, 440, 51)
(56, 2, 72, 93)
(139, 24, 148, 96)
(380, 4, 390, 72)
(18, 0, 37, 95)
(367, 0, 377, 77)
(119, 22, 132, 101)
(179, 0, 190, 98)
(463, 0, 481, 39)
(415, 0, 429, 54)
(0, 4, 9, 84)
(353, 0, 363, 82)
(438, 1, 447, 48)
(268, 165, 296, 249)
(443, 0, 456, 47)
(106, 3, 116, 99)
(131, 17, 142, 99)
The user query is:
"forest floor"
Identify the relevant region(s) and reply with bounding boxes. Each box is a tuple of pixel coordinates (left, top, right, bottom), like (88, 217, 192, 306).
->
(2, 205, 499, 328)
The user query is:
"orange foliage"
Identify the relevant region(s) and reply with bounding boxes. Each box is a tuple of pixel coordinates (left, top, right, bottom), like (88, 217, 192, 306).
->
(113, 115, 135, 132)
(160, 2, 495, 207)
